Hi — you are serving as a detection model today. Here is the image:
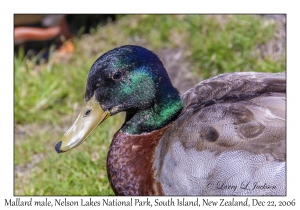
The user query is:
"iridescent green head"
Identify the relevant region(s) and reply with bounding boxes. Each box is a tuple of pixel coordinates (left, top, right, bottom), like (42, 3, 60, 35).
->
(55, 45, 183, 153)
(85, 45, 183, 133)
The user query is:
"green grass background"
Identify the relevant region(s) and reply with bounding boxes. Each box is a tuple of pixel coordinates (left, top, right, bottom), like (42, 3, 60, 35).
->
(14, 14, 285, 195)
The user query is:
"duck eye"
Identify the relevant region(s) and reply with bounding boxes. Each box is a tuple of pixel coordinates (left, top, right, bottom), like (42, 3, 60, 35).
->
(84, 109, 91, 117)
(112, 71, 122, 80)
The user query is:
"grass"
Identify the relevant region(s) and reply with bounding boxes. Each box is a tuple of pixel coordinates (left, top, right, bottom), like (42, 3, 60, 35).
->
(14, 14, 285, 195)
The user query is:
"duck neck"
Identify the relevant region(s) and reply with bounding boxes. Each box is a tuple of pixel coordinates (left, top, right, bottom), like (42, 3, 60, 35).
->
(121, 88, 183, 135)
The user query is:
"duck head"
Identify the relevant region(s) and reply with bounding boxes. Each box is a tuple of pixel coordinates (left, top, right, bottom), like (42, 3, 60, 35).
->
(55, 45, 183, 153)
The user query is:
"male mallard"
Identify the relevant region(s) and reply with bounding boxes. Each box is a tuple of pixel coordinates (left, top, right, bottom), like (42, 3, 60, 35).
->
(55, 45, 286, 196)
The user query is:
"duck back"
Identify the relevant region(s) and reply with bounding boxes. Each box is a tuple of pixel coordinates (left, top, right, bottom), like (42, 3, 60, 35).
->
(154, 72, 286, 195)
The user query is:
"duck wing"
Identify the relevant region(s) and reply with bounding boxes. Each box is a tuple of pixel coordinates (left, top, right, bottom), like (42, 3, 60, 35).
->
(154, 72, 286, 195)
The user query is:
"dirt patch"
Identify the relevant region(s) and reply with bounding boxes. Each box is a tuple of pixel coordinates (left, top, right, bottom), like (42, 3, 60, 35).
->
(259, 15, 286, 62)
(156, 48, 198, 94)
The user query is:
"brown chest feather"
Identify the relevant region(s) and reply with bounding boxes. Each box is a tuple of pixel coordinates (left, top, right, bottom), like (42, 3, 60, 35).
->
(107, 126, 170, 195)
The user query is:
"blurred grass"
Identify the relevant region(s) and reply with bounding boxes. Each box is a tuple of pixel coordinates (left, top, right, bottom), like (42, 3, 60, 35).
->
(120, 15, 285, 78)
(14, 14, 285, 195)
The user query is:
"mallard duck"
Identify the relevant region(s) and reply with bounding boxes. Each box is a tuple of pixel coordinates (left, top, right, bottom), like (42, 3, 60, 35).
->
(55, 45, 286, 196)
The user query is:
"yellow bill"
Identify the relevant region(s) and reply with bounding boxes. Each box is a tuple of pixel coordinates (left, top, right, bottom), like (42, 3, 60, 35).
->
(55, 95, 110, 153)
